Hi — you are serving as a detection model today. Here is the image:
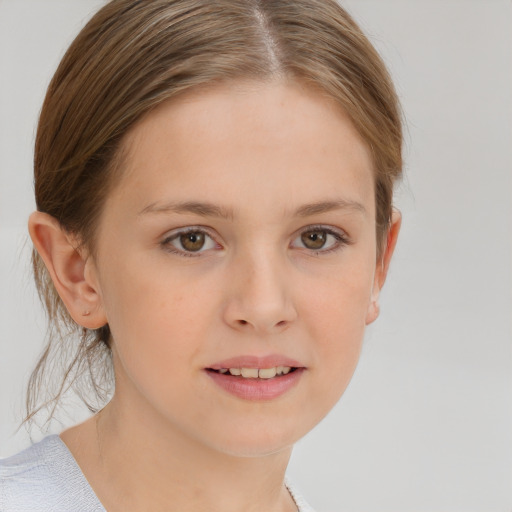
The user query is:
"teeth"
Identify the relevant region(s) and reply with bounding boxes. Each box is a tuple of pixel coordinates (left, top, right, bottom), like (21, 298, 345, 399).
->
(258, 367, 277, 379)
(241, 368, 259, 378)
(217, 366, 293, 378)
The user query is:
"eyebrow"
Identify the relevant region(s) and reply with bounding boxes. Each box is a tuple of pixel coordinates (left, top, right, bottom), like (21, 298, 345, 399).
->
(294, 199, 366, 217)
(138, 198, 366, 219)
(138, 201, 235, 220)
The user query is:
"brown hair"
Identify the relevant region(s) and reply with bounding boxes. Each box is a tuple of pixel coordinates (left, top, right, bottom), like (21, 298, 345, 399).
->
(25, 0, 402, 428)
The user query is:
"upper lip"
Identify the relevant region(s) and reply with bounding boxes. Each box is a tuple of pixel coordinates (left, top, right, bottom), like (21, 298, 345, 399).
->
(207, 354, 305, 370)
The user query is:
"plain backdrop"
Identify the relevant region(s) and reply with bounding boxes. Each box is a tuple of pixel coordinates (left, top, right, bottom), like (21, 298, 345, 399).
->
(0, 1, 511, 511)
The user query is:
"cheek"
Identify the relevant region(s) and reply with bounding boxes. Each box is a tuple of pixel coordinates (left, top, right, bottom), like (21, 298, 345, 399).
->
(99, 260, 214, 370)
(102, 272, 217, 416)
(301, 257, 375, 382)
(305, 257, 375, 330)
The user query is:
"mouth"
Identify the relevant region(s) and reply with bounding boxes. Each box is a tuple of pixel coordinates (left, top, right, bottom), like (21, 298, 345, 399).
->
(204, 354, 306, 399)
(205, 366, 301, 379)
(205, 366, 305, 400)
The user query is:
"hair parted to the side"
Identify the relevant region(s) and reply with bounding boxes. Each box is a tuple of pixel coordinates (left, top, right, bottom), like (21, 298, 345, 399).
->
(25, 0, 403, 430)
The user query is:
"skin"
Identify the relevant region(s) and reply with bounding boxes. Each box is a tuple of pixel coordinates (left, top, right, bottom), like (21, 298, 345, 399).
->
(29, 80, 400, 512)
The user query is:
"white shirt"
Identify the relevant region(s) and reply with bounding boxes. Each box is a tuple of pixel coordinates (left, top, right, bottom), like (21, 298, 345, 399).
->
(0, 435, 316, 511)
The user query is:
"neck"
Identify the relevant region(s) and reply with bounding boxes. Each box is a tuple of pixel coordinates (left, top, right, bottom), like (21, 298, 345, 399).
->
(61, 389, 297, 512)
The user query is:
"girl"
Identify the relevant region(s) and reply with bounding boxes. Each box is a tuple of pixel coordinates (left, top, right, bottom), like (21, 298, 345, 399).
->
(1, 0, 402, 510)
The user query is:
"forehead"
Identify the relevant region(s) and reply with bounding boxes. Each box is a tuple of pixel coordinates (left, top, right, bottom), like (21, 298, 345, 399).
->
(110, 79, 375, 220)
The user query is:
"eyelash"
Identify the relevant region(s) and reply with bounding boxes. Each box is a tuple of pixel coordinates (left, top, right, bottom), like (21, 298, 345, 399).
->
(160, 227, 219, 258)
(297, 225, 351, 255)
(160, 225, 351, 258)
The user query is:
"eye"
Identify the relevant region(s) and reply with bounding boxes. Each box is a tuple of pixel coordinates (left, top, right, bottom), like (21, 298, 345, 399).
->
(291, 226, 348, 253)
(162, 228, 219, 256)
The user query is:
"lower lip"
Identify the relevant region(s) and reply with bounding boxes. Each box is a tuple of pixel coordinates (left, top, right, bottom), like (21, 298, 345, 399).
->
(205, 368, 305, 401)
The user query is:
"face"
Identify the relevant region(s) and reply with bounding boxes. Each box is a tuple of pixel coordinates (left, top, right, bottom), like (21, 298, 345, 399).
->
(87, 80, 384, 457)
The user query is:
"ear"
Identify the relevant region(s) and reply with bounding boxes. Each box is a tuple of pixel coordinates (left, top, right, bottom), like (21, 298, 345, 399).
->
(28, 211, 107, 329)
(365, 209, 401, 325)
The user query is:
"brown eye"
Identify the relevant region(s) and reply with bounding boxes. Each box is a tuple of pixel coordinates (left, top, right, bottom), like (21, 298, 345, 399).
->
(301, 230, 328, 250)
(164, 228, 218, 256)
(292, 227, 347, 254)
(180, 232, 205, 251)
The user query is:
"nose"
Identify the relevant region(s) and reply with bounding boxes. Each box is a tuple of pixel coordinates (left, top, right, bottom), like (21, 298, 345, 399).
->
(222, 248, 298, 335)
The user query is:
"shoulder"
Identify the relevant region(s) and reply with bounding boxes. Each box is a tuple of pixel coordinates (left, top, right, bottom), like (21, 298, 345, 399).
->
(0, 435, 104, 512)
(1, 435, 62, 511)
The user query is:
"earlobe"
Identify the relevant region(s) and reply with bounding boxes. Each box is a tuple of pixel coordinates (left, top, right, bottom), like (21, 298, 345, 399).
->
(28, 211, 107, 329)
(365, 299, 380, 325)
(365, 209, 401, 325)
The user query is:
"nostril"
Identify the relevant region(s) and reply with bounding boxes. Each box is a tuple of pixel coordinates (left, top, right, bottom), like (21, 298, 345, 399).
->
(238, 320, 248, 325)
(276, 320, 287, 327)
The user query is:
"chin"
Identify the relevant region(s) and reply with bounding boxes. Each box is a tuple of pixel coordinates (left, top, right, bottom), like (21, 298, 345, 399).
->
(201, 417, 311, 459)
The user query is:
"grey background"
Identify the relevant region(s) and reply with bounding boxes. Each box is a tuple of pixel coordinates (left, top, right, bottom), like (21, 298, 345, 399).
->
(1, 1, 511, 511)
